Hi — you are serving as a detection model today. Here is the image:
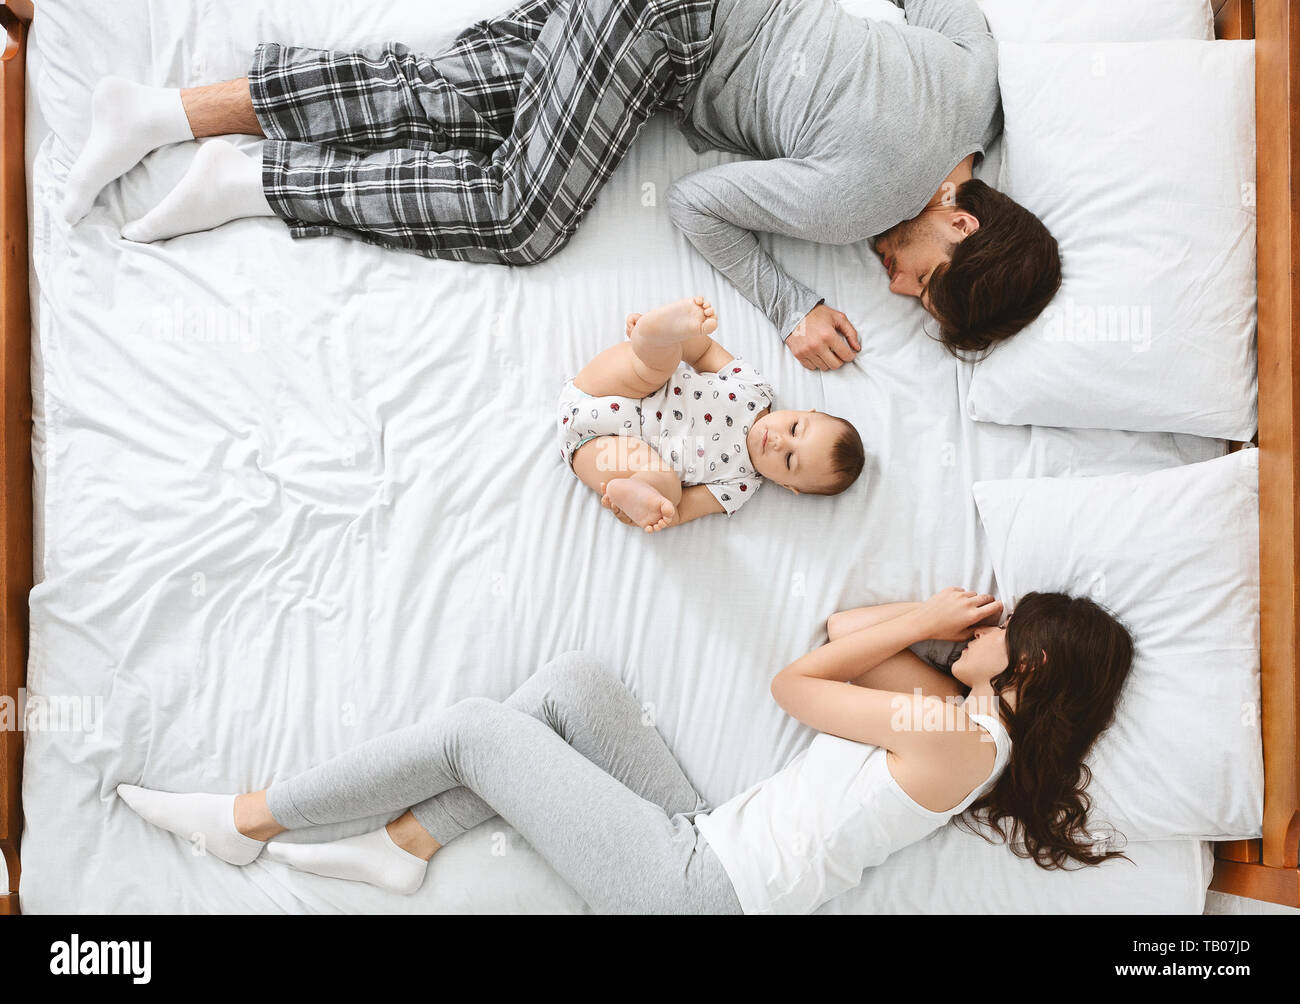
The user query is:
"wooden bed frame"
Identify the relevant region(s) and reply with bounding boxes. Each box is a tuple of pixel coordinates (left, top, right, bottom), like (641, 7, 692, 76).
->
(0, 0, 31, 918)
(0, 0, 1295, 914)
(1209, 0, 1300, 910)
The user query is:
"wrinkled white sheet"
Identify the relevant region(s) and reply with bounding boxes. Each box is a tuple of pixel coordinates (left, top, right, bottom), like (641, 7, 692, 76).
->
(20, 0, 1225, 913)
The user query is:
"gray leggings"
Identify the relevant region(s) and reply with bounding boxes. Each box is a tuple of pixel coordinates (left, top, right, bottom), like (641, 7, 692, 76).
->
(265, 652, 743, 914)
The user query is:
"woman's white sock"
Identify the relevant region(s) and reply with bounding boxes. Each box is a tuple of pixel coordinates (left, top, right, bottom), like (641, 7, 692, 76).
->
(262, 827, 430, 895)
(121, 138, 274, 243)
(62, 77, 196, 225)
(116, 784, 265, 866)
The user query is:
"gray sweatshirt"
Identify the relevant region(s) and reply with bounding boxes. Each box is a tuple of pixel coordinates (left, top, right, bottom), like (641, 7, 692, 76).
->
(669, 0, 1001, 339)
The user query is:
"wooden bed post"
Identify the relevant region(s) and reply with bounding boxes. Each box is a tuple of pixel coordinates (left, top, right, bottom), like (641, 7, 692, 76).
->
(0, 0, 32, 917)
(1210, 0, 1300, 907)
(1249, 0, 1300, 878)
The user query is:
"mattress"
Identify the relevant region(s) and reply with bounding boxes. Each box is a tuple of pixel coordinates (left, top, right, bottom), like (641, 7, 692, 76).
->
(19, 0, 1227, 913)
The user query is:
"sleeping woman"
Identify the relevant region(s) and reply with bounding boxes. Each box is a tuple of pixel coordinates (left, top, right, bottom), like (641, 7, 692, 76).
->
(117, 587, 1134, 914)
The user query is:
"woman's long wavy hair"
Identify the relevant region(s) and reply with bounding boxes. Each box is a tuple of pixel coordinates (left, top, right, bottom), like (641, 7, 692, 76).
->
(960, 591, 1135, 869)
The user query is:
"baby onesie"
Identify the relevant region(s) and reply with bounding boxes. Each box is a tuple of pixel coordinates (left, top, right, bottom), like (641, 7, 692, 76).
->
(557, 358, 775, 515)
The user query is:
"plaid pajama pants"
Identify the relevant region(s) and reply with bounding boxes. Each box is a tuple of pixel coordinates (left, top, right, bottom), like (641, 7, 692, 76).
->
(247, 0, 715, 264)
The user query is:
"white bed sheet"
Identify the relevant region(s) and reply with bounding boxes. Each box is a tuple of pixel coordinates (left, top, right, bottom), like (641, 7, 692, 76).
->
(19, 0, 1228, 914)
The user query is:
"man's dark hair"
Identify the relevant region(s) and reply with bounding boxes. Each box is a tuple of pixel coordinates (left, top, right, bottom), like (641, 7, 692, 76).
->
(927, 179, 1062, 356)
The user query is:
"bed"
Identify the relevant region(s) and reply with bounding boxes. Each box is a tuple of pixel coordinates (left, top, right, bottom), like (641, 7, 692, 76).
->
(0, 0, 1294, 914)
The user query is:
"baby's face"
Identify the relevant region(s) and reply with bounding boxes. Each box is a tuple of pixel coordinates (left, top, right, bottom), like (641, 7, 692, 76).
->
(745, 409, 840, 493)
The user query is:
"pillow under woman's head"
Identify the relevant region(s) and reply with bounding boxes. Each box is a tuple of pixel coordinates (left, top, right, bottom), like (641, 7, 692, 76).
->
(974, 449, 1263, 843)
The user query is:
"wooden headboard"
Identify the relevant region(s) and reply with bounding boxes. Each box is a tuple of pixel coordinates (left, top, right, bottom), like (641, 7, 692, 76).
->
(0, 0, 1294, 912)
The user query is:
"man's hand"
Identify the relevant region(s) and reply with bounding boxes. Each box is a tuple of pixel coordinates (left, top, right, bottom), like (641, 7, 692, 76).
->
(786, 303, 861, 371)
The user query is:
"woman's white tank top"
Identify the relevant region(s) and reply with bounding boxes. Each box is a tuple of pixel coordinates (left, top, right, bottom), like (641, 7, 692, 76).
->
(694, 711, 1012, 915)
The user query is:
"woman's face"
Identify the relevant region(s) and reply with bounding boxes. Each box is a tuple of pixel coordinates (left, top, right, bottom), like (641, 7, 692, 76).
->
(952, 623, 1010, 687)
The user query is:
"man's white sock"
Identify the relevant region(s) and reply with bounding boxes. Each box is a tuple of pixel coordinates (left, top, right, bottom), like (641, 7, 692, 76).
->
(116, 784, 265, 866)
(121, 138, 274, 243)
(262, 827, 429, 895)
(63, 77, 196, 225)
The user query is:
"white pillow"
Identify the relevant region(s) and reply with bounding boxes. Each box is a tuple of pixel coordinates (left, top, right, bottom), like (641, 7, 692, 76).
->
(979, 0, 1213, 43)
(967, 41, 1257, 440)
(846, 1, 1216, 41)
(973, 449, 1263, 842)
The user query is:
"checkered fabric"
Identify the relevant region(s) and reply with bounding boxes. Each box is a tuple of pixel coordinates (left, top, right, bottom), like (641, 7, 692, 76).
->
(248, 0, 715, 263)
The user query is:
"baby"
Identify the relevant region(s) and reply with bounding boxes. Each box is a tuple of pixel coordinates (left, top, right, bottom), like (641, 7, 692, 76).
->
(558, 297, 865, 532)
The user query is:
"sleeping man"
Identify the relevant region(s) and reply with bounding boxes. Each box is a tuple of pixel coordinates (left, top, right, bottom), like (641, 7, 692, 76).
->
(62, 0, 1060, 370)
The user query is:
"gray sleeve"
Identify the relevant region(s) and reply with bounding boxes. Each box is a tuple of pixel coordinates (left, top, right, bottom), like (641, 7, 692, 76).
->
(667, 158, 840, 341)
(894, 0, 991, 43)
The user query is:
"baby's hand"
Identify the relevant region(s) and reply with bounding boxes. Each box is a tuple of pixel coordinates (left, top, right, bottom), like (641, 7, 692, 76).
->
(625, 313, 643, 339)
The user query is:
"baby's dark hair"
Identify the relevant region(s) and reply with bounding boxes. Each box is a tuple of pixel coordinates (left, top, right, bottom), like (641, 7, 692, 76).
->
(810, 416, 865, 496)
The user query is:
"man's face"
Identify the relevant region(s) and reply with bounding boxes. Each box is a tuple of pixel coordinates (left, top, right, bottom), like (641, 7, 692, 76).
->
(873, 210, 979, 316)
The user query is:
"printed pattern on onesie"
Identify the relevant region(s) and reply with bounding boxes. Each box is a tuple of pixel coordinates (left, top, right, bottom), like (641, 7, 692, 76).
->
(638, 357, 775, 516)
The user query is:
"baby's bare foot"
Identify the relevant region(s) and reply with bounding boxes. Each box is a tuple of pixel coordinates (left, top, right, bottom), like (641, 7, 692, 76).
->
(603, 478, 676, 533)
(599, 482, 635, 525)
(631, 297, 718, 345)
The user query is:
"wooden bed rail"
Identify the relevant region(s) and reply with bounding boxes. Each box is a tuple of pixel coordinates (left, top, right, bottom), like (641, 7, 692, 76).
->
(0, 0, 32, 916)
(1209, 0, 1300, 908)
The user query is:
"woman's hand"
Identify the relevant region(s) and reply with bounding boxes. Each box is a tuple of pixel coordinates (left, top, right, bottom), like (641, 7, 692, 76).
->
(916, 588, 1003, 642)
